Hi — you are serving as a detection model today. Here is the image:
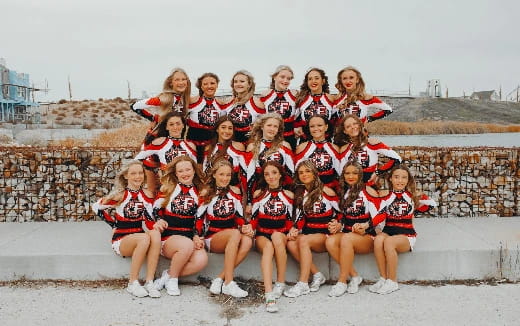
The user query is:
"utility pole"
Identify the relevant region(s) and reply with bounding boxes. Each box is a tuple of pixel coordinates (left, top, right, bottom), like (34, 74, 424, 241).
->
(127, 80, 131, 101)
(445, 87, 448, 98)
(68, 75, 72, 101)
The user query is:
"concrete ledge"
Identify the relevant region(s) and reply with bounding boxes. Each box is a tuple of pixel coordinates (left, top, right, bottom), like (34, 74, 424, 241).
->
(1, 218, 519, 282)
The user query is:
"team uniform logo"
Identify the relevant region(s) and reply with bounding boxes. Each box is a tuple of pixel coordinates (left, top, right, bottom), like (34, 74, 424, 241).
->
(198, 103, 219, 126)
(268, 98, 291, 118)
(259, 150, 283, 167)
(228, 104, 252, 127)
(171, 194, 197, 215)
(387, 197, 411, 217)
(304, 101, 327, 119)
(345, 198, 365, 217)
(356, 150, 369, 168)
(123, 197, 145, 219)
(213, 198, 235, 217)
(165, 145, 188, 164)
(348, 103, 361, 117)
(172, 98, 184, 112)
(309, 149, 333, 172)
(264, 196, 286, 216)
(312, 201, 326, 213)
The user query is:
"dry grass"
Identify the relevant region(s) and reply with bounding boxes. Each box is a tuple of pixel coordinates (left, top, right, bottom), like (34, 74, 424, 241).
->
(90, 122, 148, 147)
(368, 120, 520, 135)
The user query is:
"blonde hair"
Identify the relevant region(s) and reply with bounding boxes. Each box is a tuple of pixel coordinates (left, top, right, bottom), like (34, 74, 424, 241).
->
(248, 113, 285, 160)
(158, 67, 192, 116)
(231, 70, 256, 105)
(105, 160, 145, 205)
(270, 65, 294, 89)
(335, 66, 367, 103)
(334, 114, 368, 149)
(159, 156, 203, 208)
(200, 158, 234, 204)
(387, 164, 420, 208)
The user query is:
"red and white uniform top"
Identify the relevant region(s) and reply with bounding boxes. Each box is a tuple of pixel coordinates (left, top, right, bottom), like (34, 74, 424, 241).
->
(295, 94, 336, 127)
(372, 190, 436, 237)
(247, 140, 295, 181)
(92, 189, 155, 243)
(225, 98, 266, 142)
(339, 187, 381, 234)
(251, 188, 293, 236)
(196, 188, 245, 238)
(295, 140, 341, 187)
(153, 184, 201, 240)
(135, 137, 197, 170)
(294, 189, 340, 234)
(260, 90, 298, 137)
(203, 143, 250, 176)
(131, 95, 184, 122)
(335, 95, 392, 123)
(187, 97, 230, 130)
(340, 141, 401, 178)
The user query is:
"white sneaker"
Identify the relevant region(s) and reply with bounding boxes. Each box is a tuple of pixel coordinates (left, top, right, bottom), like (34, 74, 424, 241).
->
(309, 272, 326, 292)
(272, 282, 286, 299)
(265, 292, 279, 313)
(222, 281, 248, 298)
(283, 281, 310, 298)
(144, 281, 161, 298)
(347, 276, 363, 294)
(154, 269, 170, 291)
(328, 282, 348, 297)
(368, 277, 386, 293)
(126, 280, 148, 298)
(377, 279, 399, 295)
(209, 277, 224, 295)
(165, 277, 180, 296)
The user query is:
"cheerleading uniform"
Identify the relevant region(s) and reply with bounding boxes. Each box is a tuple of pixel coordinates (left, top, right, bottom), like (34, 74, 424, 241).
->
(295, 140, 341, 189)
(153, 184, 200, 240)
(260, 89, 298, 148)
(134, 137, 197, 170)
(246, 140, 294, 202)
(293, 189, 340, 235)
(186, 97, 230, 146)
(225, 97, 266, 143)
(340, 141, 401, 183)
(251, 188, 293, 240)
(339, 187, 381, 236)
(92, 188, 155, 253)
(196, 187, 245, 239)
(335, 96, 392, 123)
(203, 142, 250, 191)
(371, 190, 436, 249)
(294, 93, 336, 128)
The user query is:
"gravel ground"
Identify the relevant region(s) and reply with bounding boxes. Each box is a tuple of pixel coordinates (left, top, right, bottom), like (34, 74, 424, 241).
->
(0, 282, 519, 326)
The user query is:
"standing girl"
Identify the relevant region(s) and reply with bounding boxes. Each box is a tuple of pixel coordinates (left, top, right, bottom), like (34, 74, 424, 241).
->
(198, 159, 253, 298)
(370, 165, 436, 294)
(251, 161, 294, 312)
(152, 156, 208, 296)
(92, 160, 161, 298)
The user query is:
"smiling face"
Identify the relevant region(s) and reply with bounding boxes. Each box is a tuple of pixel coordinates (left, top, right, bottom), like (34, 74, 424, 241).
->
(307, 70, 324, 94)
(166, 116, 184, 138)
(297, 165, 315, 186)
(233, 74, 250, 95)
(213, 164, 232, 188)
(273, 69, 293, 91)
(343, 117, 360, 138)
(217, 120, 234, 142)
(263, 164, 282, 189)
(124, 163, 145, 190)
(262, 118, 280, 140)
(340, 69, 359, 92)
(171, 71, 188, 93)
(201, 76, 218, 98)
(343, 165, 359, 186)
(309, 116, 327, 140)
(391, 168, 409, 191)
(175, 161, 195, 185)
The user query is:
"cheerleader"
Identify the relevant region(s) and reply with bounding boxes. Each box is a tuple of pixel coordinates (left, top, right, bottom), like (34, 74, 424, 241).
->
(260, 65, 299, 149)
(130, 67, 191, 143)
(152, 156, 208, 296)
(325, 161, 381, 297)
(224, 70, 266, 143)
(370, 165, 437, 294)
(134, 112, 197, 193)
(283, 160, 340, 298)
(251, 162, 294, 312)
(334, 66, 392, 123)
(336, 114, 401, 185)
(246, 113, 294, 209)
(197, 159, 252, 298)
(295, 115, 341, 190)
(203, 116, 249, 191)
(294, 68, 336, 140)
(91, 160, 161, 298)
(187, 73, 230, 162)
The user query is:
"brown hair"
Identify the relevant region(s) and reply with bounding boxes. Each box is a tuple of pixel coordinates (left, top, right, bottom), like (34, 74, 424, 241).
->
(145, 111, 187, 144)
(255, 161, 287, 199)
(196, 72, 220, 97)
(294, 160, 324, 213)
(339, 161, 365, 210)
(334, 114, 368, 148)
(335, 66, 367, 103)
(387, 164, 420, 208)
(160, 156, 203, 208)
(296, 68, 330, 107)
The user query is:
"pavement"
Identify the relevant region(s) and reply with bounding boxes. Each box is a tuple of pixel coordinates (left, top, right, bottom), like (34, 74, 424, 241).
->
(1, 217, 519, 282)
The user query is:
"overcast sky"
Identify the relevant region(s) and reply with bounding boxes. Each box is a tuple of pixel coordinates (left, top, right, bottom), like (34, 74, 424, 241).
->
(2, 0, 519, 101)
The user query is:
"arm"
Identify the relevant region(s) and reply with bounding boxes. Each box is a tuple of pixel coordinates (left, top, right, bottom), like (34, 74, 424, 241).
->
(364, 96, 393, 122)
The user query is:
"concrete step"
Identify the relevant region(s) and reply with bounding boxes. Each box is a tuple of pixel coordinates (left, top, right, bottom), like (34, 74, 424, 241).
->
(1, 218, 519, 282)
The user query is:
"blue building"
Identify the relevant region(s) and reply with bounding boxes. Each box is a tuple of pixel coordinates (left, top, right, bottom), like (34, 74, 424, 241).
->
(0, 59, 39, 122)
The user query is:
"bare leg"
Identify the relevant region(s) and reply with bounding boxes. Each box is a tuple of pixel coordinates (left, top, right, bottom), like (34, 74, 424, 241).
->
(325, 233, 343, 263)
(337, 233, 374, 283)
(271, 232, 288, 283)
(210, 229, 252, 284)
(256, 236, 274, 293)
(298, 234, 327, 282)
(162, 235, 195, 278)
(383, 235, 411, 281)
(373, 233, 389, 279)
(145, 230, 161, 281)
(119, 233, 150, 282)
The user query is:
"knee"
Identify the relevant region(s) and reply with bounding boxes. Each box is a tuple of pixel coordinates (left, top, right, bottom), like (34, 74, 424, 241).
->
(298, 235, 309, 248)
(373, 235, 385, 249)
(271, 233, 286, 248)
(240, 235, 253, 250)
(383, 238, 396, 253)
(196, 251, 209, 268)
(229, 229, 242, 243)
(148, 230, 161, 243)
(263, 241, 274, 255)
(139, 234, 151, 247)
(340, 235, 354, 249)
